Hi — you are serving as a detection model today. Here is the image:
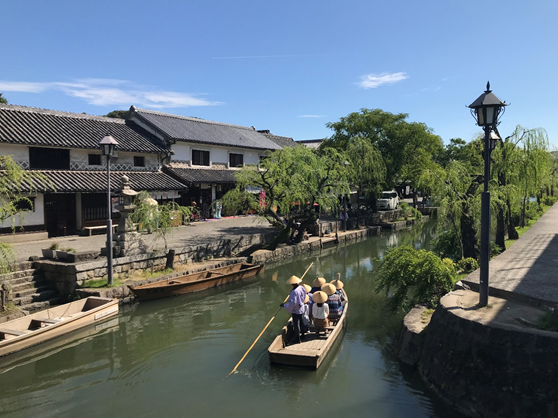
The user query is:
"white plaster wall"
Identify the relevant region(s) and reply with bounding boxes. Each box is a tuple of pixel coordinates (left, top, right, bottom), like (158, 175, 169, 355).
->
(2, 144, 29, 162)
(1, 193, 45, 228)
(172, 142, 264, 166)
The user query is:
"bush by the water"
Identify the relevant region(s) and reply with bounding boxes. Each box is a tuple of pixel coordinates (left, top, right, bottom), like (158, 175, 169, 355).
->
(376, 245, 456, 310)
(457, 257, 479, 274)
(432, 229, 462, 261)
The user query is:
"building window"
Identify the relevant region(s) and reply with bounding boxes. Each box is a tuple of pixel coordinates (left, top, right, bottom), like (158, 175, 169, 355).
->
(134, 156, 145, 167)
(29, 147, 70, 169)
(88, 154, 102, 166)
(14, 197, 34, 212)
(192, 150, 210, 166)
(229, 153, 244, 168)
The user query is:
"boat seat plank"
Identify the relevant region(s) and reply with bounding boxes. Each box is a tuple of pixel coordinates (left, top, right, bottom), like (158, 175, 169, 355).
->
(0, 328, 30, 336)
(33, 318, 62, 324)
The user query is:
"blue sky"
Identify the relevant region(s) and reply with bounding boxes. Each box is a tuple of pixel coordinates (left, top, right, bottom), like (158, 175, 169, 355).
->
(2, 1, 557, 147)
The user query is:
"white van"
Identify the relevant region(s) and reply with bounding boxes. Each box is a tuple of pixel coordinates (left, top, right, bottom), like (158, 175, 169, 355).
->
(377, 190, 399, 210)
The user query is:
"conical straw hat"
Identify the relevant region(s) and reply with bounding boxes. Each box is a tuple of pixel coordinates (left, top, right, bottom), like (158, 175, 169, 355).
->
(312, 277, 326, 288)
(321, 283, 336, 296)
(302, 284, 312, 293)
(286, 275, 301, 285)
(312, 291, 328, 303)
(304, 294, 309, 304)
(331, 279, 344, 289)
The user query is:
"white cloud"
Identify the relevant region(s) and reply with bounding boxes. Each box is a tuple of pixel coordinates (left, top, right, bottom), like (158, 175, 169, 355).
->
(299, 114, 325, 118)
(356, 72, 408, 89)
(0, 79, 221, 108)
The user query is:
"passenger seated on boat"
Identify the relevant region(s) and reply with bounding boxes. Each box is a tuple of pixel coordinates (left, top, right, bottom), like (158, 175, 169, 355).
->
(331, 276, 346, 305)
(311, 277, 326, 294)
(322, 283, 343, 325)
(301, 294, 311, 336)
(301, 284, 313, 319)
(311, 291, 329, 334)
(279, 275, 306, 345)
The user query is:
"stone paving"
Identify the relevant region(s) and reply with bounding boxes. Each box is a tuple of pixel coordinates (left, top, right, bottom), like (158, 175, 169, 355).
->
(465, 202, 558, 305)
(9, 216, 276, 263)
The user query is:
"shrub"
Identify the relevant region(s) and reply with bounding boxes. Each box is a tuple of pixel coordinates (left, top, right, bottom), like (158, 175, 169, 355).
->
(490, 241, 503, 258)
(457, 257, 479, 274)
(525, 201, 543, 221)
(432, 229, 462, 261)
(376, 245, 456, 310)
(49, 242, 59, 250)
(542, 195, 557, 207)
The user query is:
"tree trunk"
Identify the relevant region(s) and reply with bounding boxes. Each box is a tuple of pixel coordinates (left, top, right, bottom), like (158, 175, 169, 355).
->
(460, 210, 479, 259)
(495, 206, 506, 252)
(412, 191, 417, 209)
(506, 199, 519, 240)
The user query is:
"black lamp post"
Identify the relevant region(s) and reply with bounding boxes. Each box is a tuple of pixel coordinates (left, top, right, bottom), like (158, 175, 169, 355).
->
(99, 134, 118, 286)
(468, 82, 507, 307)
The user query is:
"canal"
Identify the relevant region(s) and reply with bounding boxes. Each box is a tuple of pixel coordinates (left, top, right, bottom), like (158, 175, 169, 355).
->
(0, 221, 463, 418)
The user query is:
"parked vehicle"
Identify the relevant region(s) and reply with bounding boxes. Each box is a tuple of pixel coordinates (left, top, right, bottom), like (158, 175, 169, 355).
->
(377, 191, 399, 210)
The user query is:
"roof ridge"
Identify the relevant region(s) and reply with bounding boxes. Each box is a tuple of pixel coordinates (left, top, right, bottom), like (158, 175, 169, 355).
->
(0, 104, 126, 123)
(132, 107, 256, 131)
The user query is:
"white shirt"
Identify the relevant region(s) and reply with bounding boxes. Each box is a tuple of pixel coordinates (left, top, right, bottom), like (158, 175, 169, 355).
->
(312, 303, 329, 320)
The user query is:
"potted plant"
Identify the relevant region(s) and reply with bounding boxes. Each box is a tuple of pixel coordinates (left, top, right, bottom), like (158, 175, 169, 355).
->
(56, 247, 77, 261)
(42, 243, 59, 259)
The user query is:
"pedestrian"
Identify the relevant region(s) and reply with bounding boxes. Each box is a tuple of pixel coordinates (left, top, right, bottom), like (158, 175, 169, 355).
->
(279, 275, 306, 345)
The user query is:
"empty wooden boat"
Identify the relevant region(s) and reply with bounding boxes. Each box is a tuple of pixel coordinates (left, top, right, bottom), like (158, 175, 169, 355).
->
(0, 297, 119, 358)
(128, 262, 265, 301)
(268, 290, 348, 370)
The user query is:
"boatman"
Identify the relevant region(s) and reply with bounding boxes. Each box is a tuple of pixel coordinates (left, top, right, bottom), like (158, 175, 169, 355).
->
(280, 275, 306, 345)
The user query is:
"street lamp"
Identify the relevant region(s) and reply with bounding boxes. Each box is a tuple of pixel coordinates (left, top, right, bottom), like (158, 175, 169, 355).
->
(99, 134, 118, 286)
(343, 160, 350, 232)
(468, 82, 508, 307)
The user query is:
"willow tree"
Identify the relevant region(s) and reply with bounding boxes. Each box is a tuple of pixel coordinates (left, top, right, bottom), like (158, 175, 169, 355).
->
(0, 155, 48, 272)
(221, 146, 349, 249)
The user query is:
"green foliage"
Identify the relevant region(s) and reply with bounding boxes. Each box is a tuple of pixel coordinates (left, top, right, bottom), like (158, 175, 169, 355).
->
(457, 257, 479, 274)
(432, 229, 462, 261)
(376, 245, 456, 310)
(0, 93, 7, 104)
(345, 136, 385, 205)
(490, 241, 503, 258)
(399, 201, 423, 221)
(525, 201, 543, 221)
(221, 146, 349, 246)
(59, 247, 76, 253)
(537, 311, 558, 332)
(104, 110, 129, 119)
(0, 244, 15, 275)
(49, 243, 59, 250)
(130, 191, 193, 252)
(82, 278, 123, 288)
(542, 195, 557, 206)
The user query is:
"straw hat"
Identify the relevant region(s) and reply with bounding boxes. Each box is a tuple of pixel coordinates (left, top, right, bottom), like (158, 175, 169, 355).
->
(304, 294, 310, 304)
(302, 284, 312, 293)
(321, 283, 336, 296)
(331, 279, 344, 289)
(312, 291, 328, 303)
(286, 275, 301, 285)
(312, 277, 326, 288)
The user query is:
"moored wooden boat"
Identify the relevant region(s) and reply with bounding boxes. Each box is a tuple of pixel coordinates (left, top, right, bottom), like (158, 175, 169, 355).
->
(0, 297, 119, 358)
(268, 289, 348, 370)
(128, 262, 265, 301)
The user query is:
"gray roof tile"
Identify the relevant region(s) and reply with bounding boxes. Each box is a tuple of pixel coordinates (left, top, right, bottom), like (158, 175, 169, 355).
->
(0, 105, 168, 154)
(164, 166, 237, 185)
(130, 107, 282, 151)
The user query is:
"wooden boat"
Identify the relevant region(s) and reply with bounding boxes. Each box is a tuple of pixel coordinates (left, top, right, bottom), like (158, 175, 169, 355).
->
(0, 297, 119, 358)
(268, 290, 348, 370)
(128, 262, 265, 301)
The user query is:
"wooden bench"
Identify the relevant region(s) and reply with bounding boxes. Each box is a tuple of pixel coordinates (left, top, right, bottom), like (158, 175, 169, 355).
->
(0, 328, 30, 336)
(83, 225, 116, 236)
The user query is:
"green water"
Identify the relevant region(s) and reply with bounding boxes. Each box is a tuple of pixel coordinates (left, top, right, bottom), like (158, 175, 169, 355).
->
(0, 221, 462, 418)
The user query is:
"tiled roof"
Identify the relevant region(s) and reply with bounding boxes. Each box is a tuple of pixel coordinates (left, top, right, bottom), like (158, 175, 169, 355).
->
(257, 130, 298, 148)
(130, 107, 282, 151)
(0, 105, 168, 153)
(164, 165, 237, 185)
(14, 170, 186, 193)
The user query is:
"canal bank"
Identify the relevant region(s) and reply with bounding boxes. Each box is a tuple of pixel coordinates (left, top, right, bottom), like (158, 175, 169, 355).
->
(397, 202, 558, 418)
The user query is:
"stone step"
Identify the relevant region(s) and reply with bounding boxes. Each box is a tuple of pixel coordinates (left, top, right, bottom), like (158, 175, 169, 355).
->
(13, 284, 53, 298)
(13, 290, 59, 306)
(10, 278, 49, 292)
(0, 268, 37, 282)
(22, 297, 62, 313)
(1, 273, 44, 286)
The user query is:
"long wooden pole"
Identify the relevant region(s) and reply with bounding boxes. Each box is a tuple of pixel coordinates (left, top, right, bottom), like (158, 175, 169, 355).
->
(226, 261, 314, 377)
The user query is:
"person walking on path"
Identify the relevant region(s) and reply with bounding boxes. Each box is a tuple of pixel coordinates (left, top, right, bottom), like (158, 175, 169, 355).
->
(280, 275, 306, 345)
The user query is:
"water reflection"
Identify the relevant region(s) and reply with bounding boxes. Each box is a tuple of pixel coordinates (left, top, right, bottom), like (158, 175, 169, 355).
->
(0, 220, 463, 418)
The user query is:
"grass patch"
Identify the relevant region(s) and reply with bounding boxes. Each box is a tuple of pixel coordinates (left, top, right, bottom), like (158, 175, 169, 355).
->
(537, 311, 558, 332)
(505, 204, 552, 249)
(421, 308, 435, 325)
(82, 278, 124, 288)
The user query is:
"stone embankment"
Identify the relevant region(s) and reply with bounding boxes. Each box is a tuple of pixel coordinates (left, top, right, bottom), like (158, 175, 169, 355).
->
(398, 290, 558, 418)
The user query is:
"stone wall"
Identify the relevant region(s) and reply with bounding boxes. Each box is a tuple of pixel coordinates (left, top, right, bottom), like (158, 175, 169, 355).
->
(36, 231, 276, 299)
(399, 291, 558, 418)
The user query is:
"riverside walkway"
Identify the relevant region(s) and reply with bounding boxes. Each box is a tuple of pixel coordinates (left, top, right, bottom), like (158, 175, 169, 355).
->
(465, 202, 558, 306)
(8, 216, 276, 263)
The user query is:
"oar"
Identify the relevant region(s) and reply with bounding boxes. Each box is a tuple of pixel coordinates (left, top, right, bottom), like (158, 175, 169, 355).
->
(226, 261, 314, 377)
